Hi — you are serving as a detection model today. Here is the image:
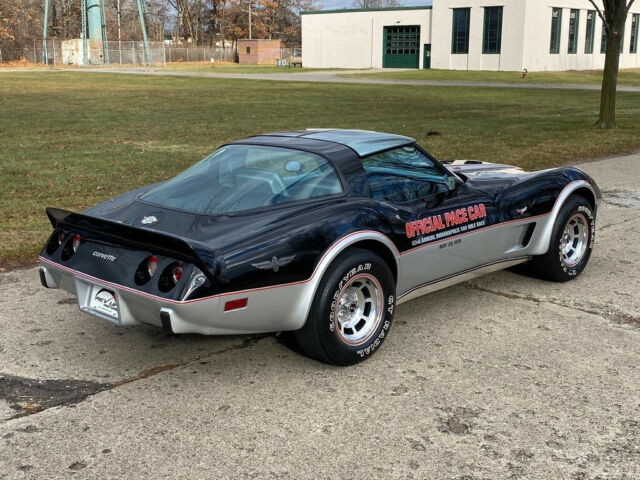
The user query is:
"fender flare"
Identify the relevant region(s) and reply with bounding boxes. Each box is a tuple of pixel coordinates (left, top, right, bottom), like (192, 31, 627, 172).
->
(528, 180, 599, 256)
(289, 231, 400, 330)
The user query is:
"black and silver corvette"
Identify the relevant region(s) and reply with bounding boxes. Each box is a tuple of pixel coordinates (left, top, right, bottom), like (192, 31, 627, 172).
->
(40, 129, 601, 365)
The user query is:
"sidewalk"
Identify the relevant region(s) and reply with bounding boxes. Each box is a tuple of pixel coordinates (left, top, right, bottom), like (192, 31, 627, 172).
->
(3, 66, 640, 92)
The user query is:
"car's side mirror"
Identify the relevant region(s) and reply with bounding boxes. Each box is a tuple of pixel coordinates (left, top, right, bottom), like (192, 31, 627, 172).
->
(446, 177, 457, 191)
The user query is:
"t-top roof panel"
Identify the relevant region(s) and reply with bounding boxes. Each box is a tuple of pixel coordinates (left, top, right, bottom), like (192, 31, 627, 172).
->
(301, 129, 415, 157)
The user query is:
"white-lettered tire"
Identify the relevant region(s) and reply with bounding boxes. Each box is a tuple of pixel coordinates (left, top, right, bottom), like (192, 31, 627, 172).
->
(527, 195, 595, 282)
(292, 248, 396, 365)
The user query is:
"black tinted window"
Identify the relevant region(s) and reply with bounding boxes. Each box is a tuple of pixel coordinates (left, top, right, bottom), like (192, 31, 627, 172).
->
(362, 146, 449, 203)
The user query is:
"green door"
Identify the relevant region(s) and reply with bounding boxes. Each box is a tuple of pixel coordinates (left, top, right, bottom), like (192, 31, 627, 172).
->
(423, 44, 431, 69)
(383, 26, 420, 68)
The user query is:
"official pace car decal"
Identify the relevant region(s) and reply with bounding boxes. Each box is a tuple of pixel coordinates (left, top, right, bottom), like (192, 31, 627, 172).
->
(405, 203, 488, 247)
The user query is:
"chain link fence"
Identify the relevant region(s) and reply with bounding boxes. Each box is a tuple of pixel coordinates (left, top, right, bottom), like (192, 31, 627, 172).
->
(0, 39, 300, 67)
(165, 46, 236, 63)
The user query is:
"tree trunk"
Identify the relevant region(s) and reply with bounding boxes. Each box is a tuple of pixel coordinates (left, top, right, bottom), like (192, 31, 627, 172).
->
(595, 2, 630, 129)
(598, 31, 622, 128)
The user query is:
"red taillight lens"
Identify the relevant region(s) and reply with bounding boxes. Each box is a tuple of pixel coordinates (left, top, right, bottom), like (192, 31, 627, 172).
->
(172, 262, 184, 283)
(72, 234, 81, 252)
(224, 298, 248, 312)
(147, 256, 159, 277)
(58, 232, 65, 245)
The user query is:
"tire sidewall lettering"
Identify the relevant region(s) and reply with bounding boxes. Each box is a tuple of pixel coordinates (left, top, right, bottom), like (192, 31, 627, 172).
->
(577, 205, 596, 249)
(557, 202, 595, 276)
(327, 261, 394, 359)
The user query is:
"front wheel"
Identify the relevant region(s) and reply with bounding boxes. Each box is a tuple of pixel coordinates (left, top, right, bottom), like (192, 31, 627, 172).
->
(527, 195, 595, 282)
(292, 248, 396, 365)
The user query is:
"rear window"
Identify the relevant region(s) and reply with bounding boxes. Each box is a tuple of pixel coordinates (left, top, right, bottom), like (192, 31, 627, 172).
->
(140, 145, 343, 214)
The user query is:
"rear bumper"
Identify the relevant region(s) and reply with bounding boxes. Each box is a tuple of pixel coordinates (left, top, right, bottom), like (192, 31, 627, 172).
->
(39, 259, 308, 335)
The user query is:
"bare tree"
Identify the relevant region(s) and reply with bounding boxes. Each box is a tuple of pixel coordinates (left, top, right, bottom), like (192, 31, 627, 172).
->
(588, 0, 636, 128)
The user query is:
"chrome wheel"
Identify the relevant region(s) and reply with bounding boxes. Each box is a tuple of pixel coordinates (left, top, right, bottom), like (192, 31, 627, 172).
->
(333, 273, 383, 346)
(560, 213, 588, 267)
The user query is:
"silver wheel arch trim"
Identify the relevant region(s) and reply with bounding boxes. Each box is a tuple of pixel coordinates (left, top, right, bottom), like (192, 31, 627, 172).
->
(291, 231, 400, 331)
(527, 180, 598, 256)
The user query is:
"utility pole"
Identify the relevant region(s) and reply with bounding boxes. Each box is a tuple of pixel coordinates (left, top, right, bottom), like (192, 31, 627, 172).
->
(116, 0, 122, 64)
(241, 1, 253, 40)
(81, 0, 88, 65)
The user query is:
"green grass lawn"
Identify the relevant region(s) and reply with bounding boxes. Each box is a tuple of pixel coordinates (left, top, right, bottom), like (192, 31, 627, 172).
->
(1, 71, 639, 267)
(345, 68, 640, 86)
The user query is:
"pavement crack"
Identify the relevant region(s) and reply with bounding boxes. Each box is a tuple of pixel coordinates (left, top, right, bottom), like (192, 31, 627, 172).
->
(2, 334, 273, 422)
(464, 281, 640, 330)
(602, 189, 640, 210)
(599, 214, 640, 230)
(112, 334, 271, 388)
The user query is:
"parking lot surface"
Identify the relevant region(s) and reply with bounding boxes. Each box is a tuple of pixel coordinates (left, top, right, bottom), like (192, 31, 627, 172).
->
(1, 153, 639, 479)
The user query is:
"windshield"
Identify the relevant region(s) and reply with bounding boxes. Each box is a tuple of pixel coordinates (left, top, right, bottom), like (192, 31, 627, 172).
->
(140, 145, 344, 214)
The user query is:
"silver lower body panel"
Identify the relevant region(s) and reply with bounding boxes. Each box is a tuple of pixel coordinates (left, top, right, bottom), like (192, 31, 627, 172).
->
(397, 257, 530, 304)
(40, 261, 308, 335)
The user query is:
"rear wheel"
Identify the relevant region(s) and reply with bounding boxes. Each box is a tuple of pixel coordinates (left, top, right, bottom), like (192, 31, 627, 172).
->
(292, 249, 395, 365)
(526, 196, 595, 282)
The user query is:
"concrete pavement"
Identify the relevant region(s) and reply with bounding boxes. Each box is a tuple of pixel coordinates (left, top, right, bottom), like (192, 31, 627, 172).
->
(0, 153, 639, 479)
(73, 68, 640, 92)
(3, 66, 640, 92)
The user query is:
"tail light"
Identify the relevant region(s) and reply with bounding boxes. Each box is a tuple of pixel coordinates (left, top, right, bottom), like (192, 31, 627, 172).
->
(60, 233, 81, 261)
(147, 256, 159, 277)
(172, 263, 184, 283)
(135, 255, 159, 286)
(46, 230, 65, 255)
(158, 261, 187, 292)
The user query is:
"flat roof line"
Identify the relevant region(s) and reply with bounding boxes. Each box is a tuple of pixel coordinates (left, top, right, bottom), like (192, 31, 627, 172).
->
(301, 5, 432, 15)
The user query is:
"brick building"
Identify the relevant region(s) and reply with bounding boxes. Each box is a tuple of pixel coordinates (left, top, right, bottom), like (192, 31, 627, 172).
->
(238, 39, 281, 65)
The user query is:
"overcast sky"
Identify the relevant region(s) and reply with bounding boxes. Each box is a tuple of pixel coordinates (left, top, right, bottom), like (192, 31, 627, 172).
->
(318, 0, 432, 10)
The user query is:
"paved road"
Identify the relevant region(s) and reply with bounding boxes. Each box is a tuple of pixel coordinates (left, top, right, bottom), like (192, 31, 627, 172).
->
(78, 68, 640, 92)
(4, 66, 640, 92)
(1, 153, 639, 479)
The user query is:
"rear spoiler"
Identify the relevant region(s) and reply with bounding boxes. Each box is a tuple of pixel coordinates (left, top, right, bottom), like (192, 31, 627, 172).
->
(45, 207, 217, 283)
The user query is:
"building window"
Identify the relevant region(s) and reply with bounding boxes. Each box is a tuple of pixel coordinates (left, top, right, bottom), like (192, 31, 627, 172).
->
(550, 8, 562, 54)
(452, 8, 471, 54)
(568, 9, 580, 53)
(483, 7, 503, 54)
(246, 47, 251, 54)
(631, 14, 639, 54)
(585, 10, 596, 53)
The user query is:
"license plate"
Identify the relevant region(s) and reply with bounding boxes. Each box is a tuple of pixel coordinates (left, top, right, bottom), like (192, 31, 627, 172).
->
(89, 287, 119, 320)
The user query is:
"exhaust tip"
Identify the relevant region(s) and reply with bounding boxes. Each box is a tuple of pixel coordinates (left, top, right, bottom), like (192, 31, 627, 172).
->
(39, 268, 49, 288)
(160, 310, 173, 333)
